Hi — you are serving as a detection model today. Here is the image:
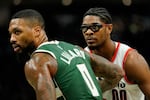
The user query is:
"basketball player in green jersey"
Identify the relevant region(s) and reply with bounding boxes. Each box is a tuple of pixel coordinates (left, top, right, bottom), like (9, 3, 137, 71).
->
(8, 9, 124, 100)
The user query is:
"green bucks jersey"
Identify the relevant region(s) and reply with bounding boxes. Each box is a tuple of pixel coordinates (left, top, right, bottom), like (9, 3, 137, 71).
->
(34, 40, 102, 100)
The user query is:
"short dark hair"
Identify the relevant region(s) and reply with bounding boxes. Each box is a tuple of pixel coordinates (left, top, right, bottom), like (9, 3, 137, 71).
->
(11, 9, 45, 28)
(83, 7, 112, 24)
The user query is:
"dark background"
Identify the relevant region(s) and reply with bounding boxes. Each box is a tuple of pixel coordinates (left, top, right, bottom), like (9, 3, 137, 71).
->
(0, 0, 150, 100)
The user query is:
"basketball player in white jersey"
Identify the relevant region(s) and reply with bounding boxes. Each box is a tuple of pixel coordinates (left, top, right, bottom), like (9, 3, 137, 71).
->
(81, 7, 150, 100)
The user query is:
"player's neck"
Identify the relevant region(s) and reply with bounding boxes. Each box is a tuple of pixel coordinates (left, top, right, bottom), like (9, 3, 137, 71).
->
(92, 40, 115, 61)
(35, 31, 48, 48)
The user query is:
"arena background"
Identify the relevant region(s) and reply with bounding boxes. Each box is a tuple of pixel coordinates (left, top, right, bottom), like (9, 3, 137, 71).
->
(0, 0, 150, 99)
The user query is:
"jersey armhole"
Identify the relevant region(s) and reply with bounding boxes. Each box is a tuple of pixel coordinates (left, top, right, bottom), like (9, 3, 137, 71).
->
(123, 48, 135, 84)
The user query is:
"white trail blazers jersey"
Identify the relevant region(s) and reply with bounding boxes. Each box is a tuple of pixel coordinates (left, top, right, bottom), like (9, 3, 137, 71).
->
(84, 42, 144, 100)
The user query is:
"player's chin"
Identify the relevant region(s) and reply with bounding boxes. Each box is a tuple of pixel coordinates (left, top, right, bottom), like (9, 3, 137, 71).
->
(87, 44, 97, 50)
(13, 47, 23, 54)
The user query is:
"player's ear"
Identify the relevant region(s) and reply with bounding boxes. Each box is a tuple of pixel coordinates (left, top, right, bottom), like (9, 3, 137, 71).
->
(33, 25, 41, 37)
(108, 24, 113, 30)
(106, 24, 113, 34)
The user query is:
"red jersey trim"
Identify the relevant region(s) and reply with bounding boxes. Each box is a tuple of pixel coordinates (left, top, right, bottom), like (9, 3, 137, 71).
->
(123, 48, 134, 84)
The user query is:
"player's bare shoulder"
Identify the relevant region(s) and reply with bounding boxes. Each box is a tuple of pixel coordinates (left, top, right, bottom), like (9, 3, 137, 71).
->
(125, 49, 148, 67)
(25, 53, 58, 80)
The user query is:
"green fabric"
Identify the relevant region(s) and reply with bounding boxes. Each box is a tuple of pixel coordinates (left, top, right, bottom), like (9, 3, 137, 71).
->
(35, 40, 102, 100)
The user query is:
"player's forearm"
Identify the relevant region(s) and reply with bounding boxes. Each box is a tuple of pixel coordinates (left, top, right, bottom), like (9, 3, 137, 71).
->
(99, 79, 115, 92)
(99, 64, 124, 92)
(91, 53, 124, 92)
(107, 62, 125, 79)
(99, 74, 122, 93)
(91, 53, 124, 78)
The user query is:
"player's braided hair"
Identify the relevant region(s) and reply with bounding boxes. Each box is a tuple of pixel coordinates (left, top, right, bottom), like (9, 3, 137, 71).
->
(83, 7, 112, 24)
